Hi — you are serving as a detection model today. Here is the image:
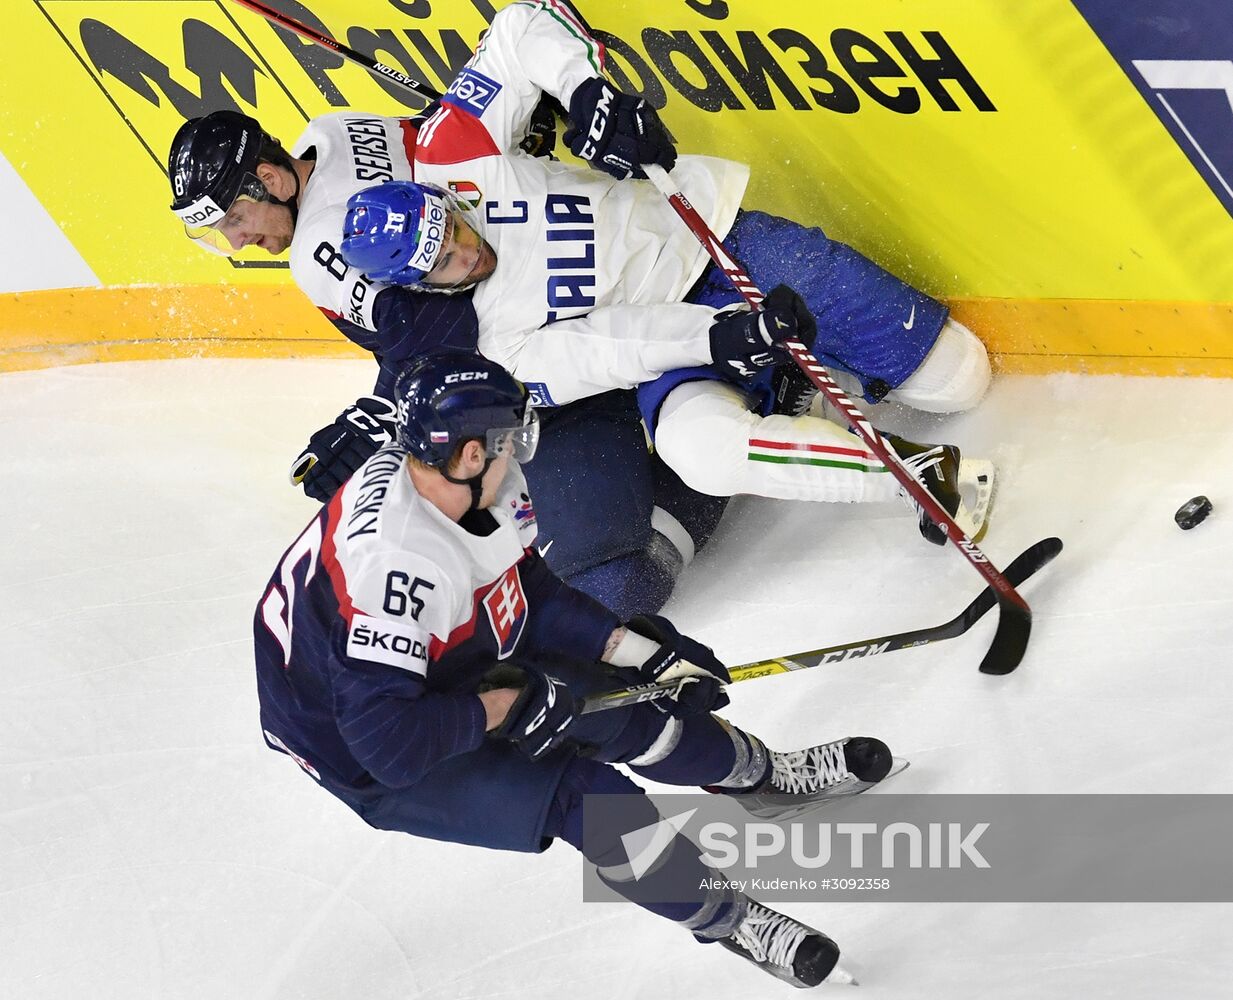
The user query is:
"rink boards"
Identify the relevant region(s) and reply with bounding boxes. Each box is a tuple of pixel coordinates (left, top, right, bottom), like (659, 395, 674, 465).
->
(1, 0, 1231, 375)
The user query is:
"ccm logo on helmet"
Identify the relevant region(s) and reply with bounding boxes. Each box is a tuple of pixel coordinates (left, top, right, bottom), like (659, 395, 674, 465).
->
(444, 371, 489, 383)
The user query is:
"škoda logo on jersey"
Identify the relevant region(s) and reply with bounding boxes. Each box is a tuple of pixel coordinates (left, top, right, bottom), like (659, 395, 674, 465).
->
(483, 566, 528, 659)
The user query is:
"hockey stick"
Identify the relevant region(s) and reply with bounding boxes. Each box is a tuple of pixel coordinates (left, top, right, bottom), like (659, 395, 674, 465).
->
(640, 163, 1046, 675)
(229, 0, 1044, 674)
(582, 536, 1062, 715)
(229, 0, 444, 102)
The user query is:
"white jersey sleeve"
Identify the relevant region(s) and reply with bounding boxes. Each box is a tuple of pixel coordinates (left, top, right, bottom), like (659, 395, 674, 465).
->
(342, 548, 455, 678)
(509, 302, 715, 404)
(441, 0, 603, 154)
(289, 113, 418, 332)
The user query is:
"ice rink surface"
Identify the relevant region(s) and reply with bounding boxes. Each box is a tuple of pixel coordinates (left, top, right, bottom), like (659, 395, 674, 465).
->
(2, 359, 1231, 999)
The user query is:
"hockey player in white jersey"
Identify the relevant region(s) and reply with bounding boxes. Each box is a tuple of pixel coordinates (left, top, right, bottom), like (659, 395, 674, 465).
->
(336, 0, 995, 542)
(165, 107, 731, 617)
(253, 350, 898, 988)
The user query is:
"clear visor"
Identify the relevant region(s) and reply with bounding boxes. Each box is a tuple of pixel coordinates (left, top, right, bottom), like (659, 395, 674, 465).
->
(181, 173, 271, 256)
(484, 409, 540, 464)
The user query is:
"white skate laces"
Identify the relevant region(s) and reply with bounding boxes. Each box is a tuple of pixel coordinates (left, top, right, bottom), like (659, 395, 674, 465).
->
(730, 902, 811, 969)
(895, 444, 948, 500)
(884, 433, 996, 544)
(767, 741, 851, 795)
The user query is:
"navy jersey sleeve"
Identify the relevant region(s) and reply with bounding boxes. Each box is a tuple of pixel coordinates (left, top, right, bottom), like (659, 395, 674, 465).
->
(519, 549, 620, 663)
(321, 286, 480, 397)
(371, 287, 481, 396)
(332, 656, 487, 789)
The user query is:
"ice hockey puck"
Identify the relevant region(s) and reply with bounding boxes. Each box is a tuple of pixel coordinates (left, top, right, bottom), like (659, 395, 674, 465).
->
(1175, 496, 1213, 530)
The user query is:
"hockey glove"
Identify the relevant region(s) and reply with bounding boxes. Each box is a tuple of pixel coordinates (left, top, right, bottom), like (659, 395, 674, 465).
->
(564, 77, 676, 181)
(290, 396, 398, 504)
(708, 284, 819, 383)
(495, 672, 581, 761)
(624, 614, 730, 717)
(519, 93, 564, 159)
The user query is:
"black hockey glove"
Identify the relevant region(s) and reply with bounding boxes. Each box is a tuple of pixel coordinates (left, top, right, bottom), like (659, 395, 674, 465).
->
(625, 614, 730, 717)
(564, 77, 676, 181)
(495, 672, 581, 761)
(289, 396, 398, 504)
(519, 93, 564, 159)
(708, 284, 819, 383)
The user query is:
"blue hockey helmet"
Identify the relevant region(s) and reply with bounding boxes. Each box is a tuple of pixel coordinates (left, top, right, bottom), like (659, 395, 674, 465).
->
(342, 181, 453, 284)
(394, 351, 539, 472)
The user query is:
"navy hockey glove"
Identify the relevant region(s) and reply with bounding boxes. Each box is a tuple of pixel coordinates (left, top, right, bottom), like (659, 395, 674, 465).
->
(519, 93, 563, 159)
(564, 77, 676, 181)
(708, 284, 819, 383)
(495, 672, 581, 761)
(290, 396, 398, 504)
(625, 614, 730, 717)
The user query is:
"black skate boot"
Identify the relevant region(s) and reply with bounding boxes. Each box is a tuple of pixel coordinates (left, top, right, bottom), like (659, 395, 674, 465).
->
(730, 737, 899, 820)
(770, 363, 818, 416)
(883, 432, 994, 545)
(718, 899, 855, 988)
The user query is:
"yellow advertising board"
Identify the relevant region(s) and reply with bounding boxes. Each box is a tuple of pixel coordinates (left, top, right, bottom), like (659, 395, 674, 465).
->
(1, 0, 1232, 373)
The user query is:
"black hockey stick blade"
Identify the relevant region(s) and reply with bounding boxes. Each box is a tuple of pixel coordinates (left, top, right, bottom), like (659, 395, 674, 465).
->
(582, 537, 1063, 714)
(977, 537, 1062, 675)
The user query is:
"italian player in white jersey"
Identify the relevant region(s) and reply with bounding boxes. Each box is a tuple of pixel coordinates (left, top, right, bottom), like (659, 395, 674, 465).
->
(165, 106, 733, 618)
(336, 0, 995, 543)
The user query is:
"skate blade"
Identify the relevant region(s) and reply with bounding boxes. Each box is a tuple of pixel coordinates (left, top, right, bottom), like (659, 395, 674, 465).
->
(827, 961, 860, 986)
(955, 458, 996, 543)
(738, 759, 910, 821)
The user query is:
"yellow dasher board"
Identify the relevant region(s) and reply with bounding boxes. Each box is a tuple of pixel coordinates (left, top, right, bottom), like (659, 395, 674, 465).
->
(1, 0, 1231, 372)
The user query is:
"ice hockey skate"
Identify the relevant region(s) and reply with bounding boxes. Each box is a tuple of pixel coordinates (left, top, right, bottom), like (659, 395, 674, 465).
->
(725, 736, 906, 821)
(718, 899, 857, 988)
(884, 432, 995, 545)
(770, 363, 819, 417)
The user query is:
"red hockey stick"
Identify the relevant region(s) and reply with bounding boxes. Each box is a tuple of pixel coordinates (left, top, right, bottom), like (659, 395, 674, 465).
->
(641, 164, 1039, 674)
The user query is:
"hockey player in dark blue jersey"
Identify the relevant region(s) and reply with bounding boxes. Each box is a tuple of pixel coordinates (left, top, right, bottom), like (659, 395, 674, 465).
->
(253, 350, 897, 988)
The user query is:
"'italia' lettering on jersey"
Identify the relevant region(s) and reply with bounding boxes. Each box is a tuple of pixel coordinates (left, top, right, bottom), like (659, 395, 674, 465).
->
(482, 566, 528, 659)
(544, 193, 596, 323)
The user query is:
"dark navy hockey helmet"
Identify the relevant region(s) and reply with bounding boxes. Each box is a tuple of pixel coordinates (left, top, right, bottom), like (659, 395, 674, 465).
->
(341, 181, 453, 285)
(394, 351, 539, 470)
(167, 110, 284, 255)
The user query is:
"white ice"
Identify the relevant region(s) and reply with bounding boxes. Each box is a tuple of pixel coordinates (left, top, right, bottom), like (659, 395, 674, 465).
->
(2, 360, 1230, 999)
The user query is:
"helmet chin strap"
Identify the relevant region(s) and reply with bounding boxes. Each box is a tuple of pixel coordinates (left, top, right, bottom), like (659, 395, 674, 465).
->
(442, 456, 494, 512)
(272, 159, 305, 226)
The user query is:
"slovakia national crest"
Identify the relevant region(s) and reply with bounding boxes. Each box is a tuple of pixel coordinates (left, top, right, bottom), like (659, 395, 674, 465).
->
(482, 566, 528, 659)
(510, 492, 536, 527)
